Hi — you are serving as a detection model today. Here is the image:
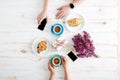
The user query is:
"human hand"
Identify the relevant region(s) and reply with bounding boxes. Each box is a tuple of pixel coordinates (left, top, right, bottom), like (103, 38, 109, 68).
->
(56, 5, 71, 19)
(48, 61, 55, 74)
(37, 10, 47, 24)
(62, 56, 68, 70)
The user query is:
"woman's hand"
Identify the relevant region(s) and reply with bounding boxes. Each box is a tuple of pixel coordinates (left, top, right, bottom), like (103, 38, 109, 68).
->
(37, 10, 47, 24)
(48, 61, 55, 74)
(62, 56, 70, 80)
(48, 61, 55, 80)
(56, 5, 71, 19)
(62, 56, 68, 70)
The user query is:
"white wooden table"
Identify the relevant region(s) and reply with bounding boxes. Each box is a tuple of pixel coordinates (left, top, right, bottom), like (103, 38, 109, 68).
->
(0, 0, 119, 80)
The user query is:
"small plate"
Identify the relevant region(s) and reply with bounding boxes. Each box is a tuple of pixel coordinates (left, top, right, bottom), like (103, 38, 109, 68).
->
(65, 13, 84, 32)
(50, 54, 62, 67)
(32, 38, 50, 56)
(51, 23, 64, 36)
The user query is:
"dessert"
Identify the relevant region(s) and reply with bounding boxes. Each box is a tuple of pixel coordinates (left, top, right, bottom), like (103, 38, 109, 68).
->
(67, 18, 83, 27)
(37, 40, 47, 53)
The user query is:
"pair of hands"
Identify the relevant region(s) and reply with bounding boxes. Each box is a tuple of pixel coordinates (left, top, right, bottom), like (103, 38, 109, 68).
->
(48, 56, 68, 74)
(37, 5, 71, 24)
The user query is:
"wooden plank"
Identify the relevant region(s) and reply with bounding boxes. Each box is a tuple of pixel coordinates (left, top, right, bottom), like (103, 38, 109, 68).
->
(0, 0, 117, 7)
(84, 19, 118, 32)
(70, 71, 119, 80)
(0, 58, 118, 79)
(81, 0, 118, 7)
(74, 7, 118, 20)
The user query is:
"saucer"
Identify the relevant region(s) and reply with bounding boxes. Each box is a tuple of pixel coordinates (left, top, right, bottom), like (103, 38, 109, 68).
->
(50, 54, 62, 67)
(51, 23, 64, 36)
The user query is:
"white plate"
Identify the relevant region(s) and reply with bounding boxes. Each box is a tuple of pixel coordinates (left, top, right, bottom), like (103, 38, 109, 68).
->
(32, 38, 50, 56)
(65, 13, 84, 32)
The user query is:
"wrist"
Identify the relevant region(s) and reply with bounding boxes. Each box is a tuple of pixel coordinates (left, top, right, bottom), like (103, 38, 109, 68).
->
(50, 72, 55, 75)
(64, 66, 68, 71)
(73, 0, 81, 6)
(64, 69, 69, 74)
(42, 9, 47, 13)
(49, 73, 55, 80)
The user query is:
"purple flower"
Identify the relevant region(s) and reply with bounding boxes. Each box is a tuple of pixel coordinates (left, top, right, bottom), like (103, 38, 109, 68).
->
(72, 31, 97, 58)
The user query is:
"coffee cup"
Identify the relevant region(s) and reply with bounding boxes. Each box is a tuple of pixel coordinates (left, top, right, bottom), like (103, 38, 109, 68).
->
(53, 26, 61, 34)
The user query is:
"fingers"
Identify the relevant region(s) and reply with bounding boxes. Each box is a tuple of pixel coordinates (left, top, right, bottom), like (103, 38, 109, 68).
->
(48, 61, 51, 69)
(52, 64, 54, 68)
(62, 56, 66, 62)
(37, 15, 41, 24)
(62, 56, 66, 60)
(62, 56, 64, 63)
(56, 11, 66, 19)
(57, 13, 64, 19)
(56, 7, 65, 19)
(57, 6, 63, 10)
(37, 12, 46, 24)
(48, 60, 54, 69)
(37, 16, 39, 20)
(56, 11, 62, 18)
(37, 17, 40, 24)
(56, 9, 68, 19)
(48, 61, 50, 66)
(62, 56, 68, 63)
(37, 17, 44, 24)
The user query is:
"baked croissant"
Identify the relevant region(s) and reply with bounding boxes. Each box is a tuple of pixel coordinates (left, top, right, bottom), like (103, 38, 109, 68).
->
(67, 18, 83, 27)
(37, 41, 47, 53)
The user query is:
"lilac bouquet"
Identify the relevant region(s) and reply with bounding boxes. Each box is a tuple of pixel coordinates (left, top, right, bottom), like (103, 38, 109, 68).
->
(72, 31, 98, 58)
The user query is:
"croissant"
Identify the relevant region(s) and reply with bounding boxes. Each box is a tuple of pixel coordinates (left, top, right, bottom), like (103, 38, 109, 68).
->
(67, 18, 83, 27)
(37, 41, 47, 53)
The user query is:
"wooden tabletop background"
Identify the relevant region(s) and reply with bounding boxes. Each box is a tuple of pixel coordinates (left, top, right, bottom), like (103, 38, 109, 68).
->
(0, 0, 120, 80)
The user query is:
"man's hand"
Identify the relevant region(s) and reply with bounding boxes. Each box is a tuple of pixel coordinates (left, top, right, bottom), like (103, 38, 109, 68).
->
(56, 5, 71, 19)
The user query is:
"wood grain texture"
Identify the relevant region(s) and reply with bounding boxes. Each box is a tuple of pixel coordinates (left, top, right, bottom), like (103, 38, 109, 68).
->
(0, 0, 119, 80)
